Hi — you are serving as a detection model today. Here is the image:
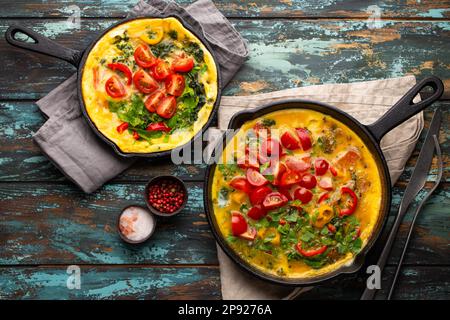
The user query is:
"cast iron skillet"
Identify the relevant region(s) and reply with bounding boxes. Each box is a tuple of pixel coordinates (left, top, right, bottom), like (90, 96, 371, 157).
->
(5, 15, 222, 158)
(204, 76, 443, 286)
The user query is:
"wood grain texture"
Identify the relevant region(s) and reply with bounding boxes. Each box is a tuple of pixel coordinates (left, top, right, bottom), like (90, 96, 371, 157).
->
(0, 182, 448, 265)
(0, 102, 448, 183)
(1, 19, 450, 100)
(2, 0, 450, 19)
(0, 265, 447, 299)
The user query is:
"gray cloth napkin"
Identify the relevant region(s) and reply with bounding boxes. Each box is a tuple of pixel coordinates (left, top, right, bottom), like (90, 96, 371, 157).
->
(213, 75, 423, 300)
(34, 0, 249, 193)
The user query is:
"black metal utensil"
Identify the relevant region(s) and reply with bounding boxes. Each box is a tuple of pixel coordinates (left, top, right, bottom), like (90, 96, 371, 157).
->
(361, 109, 443, 300)
(387, 134, 443, 299)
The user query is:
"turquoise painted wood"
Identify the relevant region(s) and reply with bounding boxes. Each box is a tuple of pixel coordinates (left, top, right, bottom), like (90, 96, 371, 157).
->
(0, 0, 449, 300)
(2, 0, 450, 18)
(0, 102, 448, 183)
(1, 19, 450, 100)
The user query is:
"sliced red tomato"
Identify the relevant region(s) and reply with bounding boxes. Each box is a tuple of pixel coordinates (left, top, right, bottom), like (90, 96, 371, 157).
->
(116, 122, 129, 134)
(231, 211, 248, 236)
(156, 96, 177, 119)
(318, 177, 333, 191)
(229, 176, 252, 194)
(105, 75, 126, 98)
(133, 131, 140, 140)
(152, 59, 171, 81)
(144, 90, 166, 113)
(239, 227, 257, 240)
(280, 170, 302, 186)
(293, 187, 313, 204)
(280, 130, 301, 150)
(146, 122, 171, 132)
(133, 69, 159, 94)
(134, 44, 157, 68)
(296, 242, 327, 257)
(262, 160, 286, 186)
(107, 63, 132, 85)
(249, 186, 272, 206)
(314, 158, 329, 176)
(299, 173, 317, 189)
(262, 192, 288, 210)
(246, 169, 268, 187)
(285, 156, 311, 172)
(296, 128, 312, 151)
(165, 73, 185, 97)
(237, 156, 259, 171)
(172, 56, 194, 73)
(252, 122, 271, 139)
(247, 205, 267, 220)
(278, 185, 293, 201)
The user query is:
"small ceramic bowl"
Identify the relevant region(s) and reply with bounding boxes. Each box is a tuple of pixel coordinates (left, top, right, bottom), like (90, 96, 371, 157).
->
(117, 205, 156, 244)
(144, 175, 188, 217)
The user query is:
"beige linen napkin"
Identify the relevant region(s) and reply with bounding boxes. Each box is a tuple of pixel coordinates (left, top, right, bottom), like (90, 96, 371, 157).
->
(213, 75, 422, 300)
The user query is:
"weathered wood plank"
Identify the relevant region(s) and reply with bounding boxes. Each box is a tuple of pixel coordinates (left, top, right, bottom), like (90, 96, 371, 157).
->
(0, 266, 221, 300)
(1, 19, 450, 100)
(0, 265, 447, 299)
(0, 101, 447, 183)
(2, 0, 450, 19)
(0, 182, 448, 265)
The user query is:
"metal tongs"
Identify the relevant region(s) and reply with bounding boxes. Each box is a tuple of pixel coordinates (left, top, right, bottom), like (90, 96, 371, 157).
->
(361, 109, 443, 300)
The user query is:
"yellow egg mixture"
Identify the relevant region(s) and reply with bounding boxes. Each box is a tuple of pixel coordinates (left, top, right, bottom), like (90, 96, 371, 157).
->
(211, 109, 383, 279)
(81, 18, 218, 153)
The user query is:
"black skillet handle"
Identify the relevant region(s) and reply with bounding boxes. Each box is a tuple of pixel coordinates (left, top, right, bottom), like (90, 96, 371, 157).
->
(5, 24, 82, 67)
(366, 76, 444, 142)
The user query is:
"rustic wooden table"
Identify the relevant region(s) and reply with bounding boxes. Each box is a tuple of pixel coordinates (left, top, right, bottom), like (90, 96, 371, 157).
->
(0, 1, 449, 300)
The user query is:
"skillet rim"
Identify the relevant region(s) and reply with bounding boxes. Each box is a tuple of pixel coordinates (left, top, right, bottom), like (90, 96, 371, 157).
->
(204, 99, 392, 286)
(76, 14, 222, 158)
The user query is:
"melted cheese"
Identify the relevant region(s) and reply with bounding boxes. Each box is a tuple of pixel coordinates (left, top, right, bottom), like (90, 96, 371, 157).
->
(211, 109, 383, 279)
(81, 18, 218, 153)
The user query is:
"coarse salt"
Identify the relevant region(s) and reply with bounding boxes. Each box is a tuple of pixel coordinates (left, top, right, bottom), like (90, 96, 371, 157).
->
(119, 206, 154, 242)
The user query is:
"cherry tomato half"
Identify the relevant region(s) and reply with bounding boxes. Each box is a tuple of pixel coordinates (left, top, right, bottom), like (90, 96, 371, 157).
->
(144, 90, 166, 113)
(229, 176, 252, 194)
(262, 192, 288, 210)
(172, 56, 194, 73)
(249, 186, 272, 206)
(156, 96, 177, 119)
(133, 69, 159, 94)
(105, 75, 126, 98)
(247, 205, 267, 220)
(299, 173, 317, 189)
(165, 73, 185, 97)
(134, 44, 157, 68)
(231, 211, 248, 236)
(246, 168, 268, 187)
(152, 59, 171, 81)
(107, 63, 132, 85)
(293, 187, 313, 204)
(296, 128, 312, 151)
(280, 170, 302, 186)
(280, 130, 301, 150)
(314, 158, 329, 176)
